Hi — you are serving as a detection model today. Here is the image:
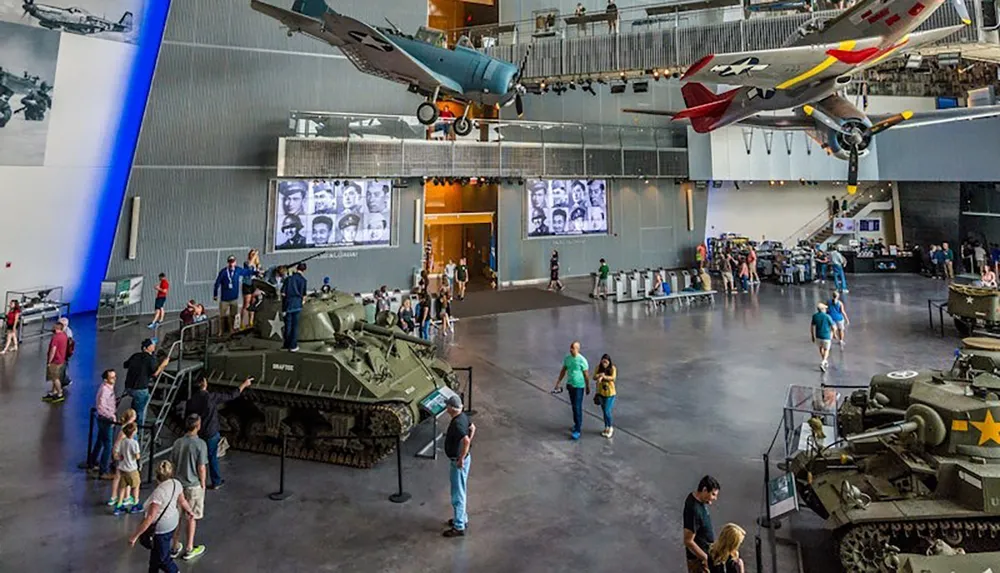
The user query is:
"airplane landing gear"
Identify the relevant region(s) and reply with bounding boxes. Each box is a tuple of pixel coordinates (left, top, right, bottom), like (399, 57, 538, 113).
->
(452, 116, 472, 137)
(416, 102, 438, 125)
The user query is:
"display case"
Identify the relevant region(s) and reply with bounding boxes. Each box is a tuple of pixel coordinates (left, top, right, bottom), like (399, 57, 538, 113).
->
(781, 384, 842, 460)
(4, 286, 69, 342)
(97, 275, 144, 331)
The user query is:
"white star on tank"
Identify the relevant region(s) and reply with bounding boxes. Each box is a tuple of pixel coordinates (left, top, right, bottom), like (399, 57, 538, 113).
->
(268, 312, 284, 339)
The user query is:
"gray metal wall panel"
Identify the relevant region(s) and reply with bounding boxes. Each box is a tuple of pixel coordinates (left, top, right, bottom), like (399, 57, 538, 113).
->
(497, 180, 706, 283)
(897, 182, 960, 248)
(107, 169, 423, 313)
(877, 118, 1000, 182)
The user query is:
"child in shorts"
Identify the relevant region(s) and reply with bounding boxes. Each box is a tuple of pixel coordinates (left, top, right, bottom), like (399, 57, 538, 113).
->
(107, 409, 137, 506)
(113, 421, 142, 515)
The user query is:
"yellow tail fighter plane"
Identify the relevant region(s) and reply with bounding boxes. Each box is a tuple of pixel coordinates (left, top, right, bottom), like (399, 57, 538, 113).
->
(624, 0, 1000, 193)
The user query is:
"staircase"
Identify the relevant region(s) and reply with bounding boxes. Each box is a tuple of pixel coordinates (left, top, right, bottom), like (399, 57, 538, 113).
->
(784, 188, 893, 247)
(138, 325, 208, 480)
(807, 200, 870, 246)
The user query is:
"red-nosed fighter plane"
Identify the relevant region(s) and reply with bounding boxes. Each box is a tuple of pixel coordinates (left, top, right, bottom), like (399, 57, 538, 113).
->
(624, 0, 1000, 192)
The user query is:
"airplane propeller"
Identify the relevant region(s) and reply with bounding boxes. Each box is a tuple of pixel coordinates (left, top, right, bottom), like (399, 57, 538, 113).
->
(803, 105, 913, 194)
(952, 0, 972, 25)
(503, 47, 531, 117)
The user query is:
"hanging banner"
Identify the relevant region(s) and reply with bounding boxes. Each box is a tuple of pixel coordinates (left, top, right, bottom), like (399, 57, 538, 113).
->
(832, 218, 855, 234)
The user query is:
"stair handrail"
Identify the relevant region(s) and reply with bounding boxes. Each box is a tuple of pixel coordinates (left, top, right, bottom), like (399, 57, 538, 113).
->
(782, 191, 857, 246)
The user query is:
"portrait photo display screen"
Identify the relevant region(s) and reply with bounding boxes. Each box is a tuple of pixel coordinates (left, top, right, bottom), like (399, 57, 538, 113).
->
(525, 179, 609, 238)
(273, 179, 392, 251)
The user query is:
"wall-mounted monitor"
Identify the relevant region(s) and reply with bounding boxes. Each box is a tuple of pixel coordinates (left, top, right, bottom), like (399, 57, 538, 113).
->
(525, 179, 609, 238)
(271, 179, 393, 251)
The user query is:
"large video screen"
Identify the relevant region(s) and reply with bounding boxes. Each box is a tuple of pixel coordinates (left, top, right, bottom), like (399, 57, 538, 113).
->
(273, 179, 392, 251)
(525, 179, 608, 238)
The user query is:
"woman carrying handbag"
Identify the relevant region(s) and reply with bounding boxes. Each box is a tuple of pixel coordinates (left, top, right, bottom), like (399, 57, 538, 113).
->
(129, 460, 196, 573)
(593, 354, 617, 438)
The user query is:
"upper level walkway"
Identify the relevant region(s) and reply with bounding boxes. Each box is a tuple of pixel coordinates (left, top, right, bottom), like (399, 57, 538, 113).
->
(468, 1, 991, 81)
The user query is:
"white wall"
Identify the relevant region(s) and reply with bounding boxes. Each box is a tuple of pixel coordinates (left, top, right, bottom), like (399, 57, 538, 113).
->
(0, 25, 137, 305)
(705, 181, 849, 243)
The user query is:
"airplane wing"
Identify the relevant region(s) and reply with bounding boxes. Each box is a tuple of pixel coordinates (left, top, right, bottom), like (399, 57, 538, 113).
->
(623, 108, 813, 130)
(869, 105, 1000, 129)
(250, 1, 463, 95)
(681, 37, 885, 90)
(801, 0, 968, 46)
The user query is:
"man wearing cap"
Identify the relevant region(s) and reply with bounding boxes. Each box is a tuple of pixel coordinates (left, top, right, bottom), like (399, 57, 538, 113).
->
(530, 209, 549, 236)
(442, 395, 475, 537)
(529, 181, 548, 211)
(281, 263, 308, 351)
(311, 181, 336, 214)
(123, 338, 170, 429)
(338, 213, 361, 243)
(277, 214, 306, 250)
(279, 180, 307, 216)
(214, 256, 250, 334)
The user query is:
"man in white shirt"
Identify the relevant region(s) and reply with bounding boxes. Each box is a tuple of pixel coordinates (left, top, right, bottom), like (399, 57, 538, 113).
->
(829, 249, 849, 293)
(444, 260, 457, 294)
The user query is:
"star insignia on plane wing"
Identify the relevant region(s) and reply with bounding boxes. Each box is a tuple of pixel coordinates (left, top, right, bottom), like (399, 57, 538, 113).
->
(347, 30, 394, 52)
(967, 297, 975, 304)
(748, 87, 776, 100)
(267, 312, 284, 340)
(970, 410, 1000, 446)
(712, 57, 769, 77)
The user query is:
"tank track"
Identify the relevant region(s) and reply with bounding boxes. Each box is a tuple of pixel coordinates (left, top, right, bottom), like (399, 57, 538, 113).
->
(167, 386, 414, 469)
(839, 517, 1000, 572)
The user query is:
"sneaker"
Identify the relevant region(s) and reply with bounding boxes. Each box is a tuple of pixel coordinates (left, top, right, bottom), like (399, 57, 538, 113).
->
(447, 518, 469, 529)
(842, 289, 849, 293)
(112, 505, 128, 516)
(442, 528, 465, 538)
(183, 545, 206, 560)
(48, 394, 65, 403)
(171, 544, 184, 559)
(62, 379, 72, 388)
(571, 431, 581, 440)
(820, 361, 828, 372)
(147, 322, 156, 329)
(129, 503, 144, 513)
(106, 497, 117, 506)
(208, 480, 225, 490)
(289, 347, 300, 352)
(123, 496, 136, 506)
(607, 427, 614, 438)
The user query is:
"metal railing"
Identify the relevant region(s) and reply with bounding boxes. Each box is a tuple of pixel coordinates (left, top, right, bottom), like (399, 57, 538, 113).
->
(482, 3, 982, 80)
(280, 111, 689, 179)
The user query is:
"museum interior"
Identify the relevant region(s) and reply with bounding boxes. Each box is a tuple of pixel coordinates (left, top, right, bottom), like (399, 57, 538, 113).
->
(6, 0, 1000, 572)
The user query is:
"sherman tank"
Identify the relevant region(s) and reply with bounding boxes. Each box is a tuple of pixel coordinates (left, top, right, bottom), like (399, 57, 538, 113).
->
(947, 283, 1000, 337)
(166, 278, 460, 468)
(787, 338, 1000, 572)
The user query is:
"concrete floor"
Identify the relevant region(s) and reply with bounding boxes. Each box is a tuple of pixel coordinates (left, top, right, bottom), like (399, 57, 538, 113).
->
(0, 273, 960, 573)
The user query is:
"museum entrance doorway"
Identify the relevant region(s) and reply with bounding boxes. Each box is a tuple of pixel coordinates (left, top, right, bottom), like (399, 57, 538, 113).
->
(423, 212, 495, 290)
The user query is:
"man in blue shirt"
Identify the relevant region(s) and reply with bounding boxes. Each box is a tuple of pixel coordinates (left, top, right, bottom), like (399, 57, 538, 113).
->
(281, 263, 308, 351)
(213, 256, 249, 334)
(811, 303, 835, 372)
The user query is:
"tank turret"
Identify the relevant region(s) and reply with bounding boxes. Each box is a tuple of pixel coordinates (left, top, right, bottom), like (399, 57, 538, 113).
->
(788, 356, 1000, 571)
(165, 275, 459, 468)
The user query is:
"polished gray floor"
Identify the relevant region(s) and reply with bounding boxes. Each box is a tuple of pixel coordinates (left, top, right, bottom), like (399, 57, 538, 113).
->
(0, 273, 959, 572)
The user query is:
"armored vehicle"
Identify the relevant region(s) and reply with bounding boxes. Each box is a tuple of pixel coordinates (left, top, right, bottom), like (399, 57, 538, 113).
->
(947, 282, 1000, 336)
(167, 279, 460, 468)
(787, 339, 1000, 572)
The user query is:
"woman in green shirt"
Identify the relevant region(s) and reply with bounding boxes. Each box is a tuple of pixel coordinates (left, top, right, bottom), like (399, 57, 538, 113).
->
(593, 354, 617, 438)
(553, 341, 590, 440)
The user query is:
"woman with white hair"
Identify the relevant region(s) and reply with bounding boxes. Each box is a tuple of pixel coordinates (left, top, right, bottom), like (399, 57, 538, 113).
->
(58, 317, 74, 388)
(129, 460, 196, 572)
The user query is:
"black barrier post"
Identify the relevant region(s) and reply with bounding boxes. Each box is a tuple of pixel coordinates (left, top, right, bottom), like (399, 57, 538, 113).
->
(755, 535, 763, 573)
(77, 408, 97, 470)
(269, 429, 292, 501)
(465, 367, 476, 416)
(389, 435, 411, 503)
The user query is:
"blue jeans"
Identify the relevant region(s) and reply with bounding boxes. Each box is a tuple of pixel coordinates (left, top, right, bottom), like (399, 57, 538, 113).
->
(598, 395, 616, 428)
(149, 529, 179, 573)
(567, 385, 584, 434)
(91, 417, 115, 473)
(206, 432, 222, 486)
(449, 454, 470, 530)
(818, 263, 827, 280)
(832, 264, 847, 291)
(740, 276, 749, 291)
(284, 310, 300, 349)
(420, 319, 430, 340)
(127, 388, 150, 430)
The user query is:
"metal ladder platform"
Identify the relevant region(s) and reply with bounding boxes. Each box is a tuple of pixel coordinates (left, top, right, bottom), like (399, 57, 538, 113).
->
(139, 350, 204, 479)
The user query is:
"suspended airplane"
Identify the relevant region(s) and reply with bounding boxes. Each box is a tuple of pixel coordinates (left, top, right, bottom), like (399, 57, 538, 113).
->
(623, 0, 1000, 193)
(250, 0, 532, 136)
(21, 0, 134, 35)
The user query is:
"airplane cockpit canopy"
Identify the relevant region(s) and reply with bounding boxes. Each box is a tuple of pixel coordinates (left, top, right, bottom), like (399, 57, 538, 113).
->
(415, 26, 447, 47)
(456, 35, 474, 48)
(783, 17, 829, 47)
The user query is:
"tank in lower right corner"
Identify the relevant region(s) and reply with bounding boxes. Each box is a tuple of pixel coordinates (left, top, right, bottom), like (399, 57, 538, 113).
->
(787, 341, 1000, 572)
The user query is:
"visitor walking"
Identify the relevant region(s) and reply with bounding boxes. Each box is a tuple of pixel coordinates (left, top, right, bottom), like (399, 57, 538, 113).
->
(455, 258, 469, 300)
(708, 523, 747, 573)
(149, 273, 169, 329)
(213, 256, 248, 334)
(814, 248, 829, 283)
(684, 475, 721, 573)
(128, 460, 196, 573)
(547, 250, 564, 291)
(827, 290, 849, 347)
(2, 299, 20, 354)
(747, 246, 759, 285)
(811, 302, 835, 372)
(442, 395, 475, 537)
(42, 321, 69, 403)
(552, 341, 590, 440)
(593, 258, 610, 299)
(170, 414, 207, 560)
(828, 248, 849, 292)
(185, 375, 252, 490)
(593, 354, 617, 438)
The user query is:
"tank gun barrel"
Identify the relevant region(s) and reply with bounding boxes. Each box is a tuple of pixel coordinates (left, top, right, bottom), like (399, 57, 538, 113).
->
(844, 420, 919, 442)
(357, 322, 434, 347)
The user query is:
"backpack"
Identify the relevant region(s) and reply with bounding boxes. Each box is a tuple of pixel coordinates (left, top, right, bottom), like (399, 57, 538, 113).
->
(66, 336, 76, 359)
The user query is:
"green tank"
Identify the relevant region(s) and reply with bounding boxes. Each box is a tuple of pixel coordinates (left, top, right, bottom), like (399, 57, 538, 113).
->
(787, 339, 1000, 572)
(947, 283, 1000, 337)
(166, 278, 460, 468)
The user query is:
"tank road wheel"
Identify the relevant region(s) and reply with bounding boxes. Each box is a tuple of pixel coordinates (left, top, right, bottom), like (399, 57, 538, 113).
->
(452, 116, 472, 137)
(954, 317, 974, 337)
(839, 525, 892, 573)
(417, 102, 438, 125)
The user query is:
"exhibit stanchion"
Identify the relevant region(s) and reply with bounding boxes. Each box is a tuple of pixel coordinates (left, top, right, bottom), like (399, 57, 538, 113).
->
(755, 535, 763, 573)
(453, 366, 476, 416)
(77, 408, 97, 469)
(269, 429, 292, 501)
(389, 435, 411, 504)
(145, 424, 156, 486)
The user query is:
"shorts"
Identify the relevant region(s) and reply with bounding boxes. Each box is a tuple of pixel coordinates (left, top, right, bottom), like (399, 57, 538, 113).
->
(120, 470, 140, 489)
(154, 297, 166, 310)
(46, 363, 65, 382)
(817, 339, 832, 350)
(833, 320, 845, 331)
(219, 300, 239, 317)
(242, 283, 255, 296)
(183, 486, 205, 519)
